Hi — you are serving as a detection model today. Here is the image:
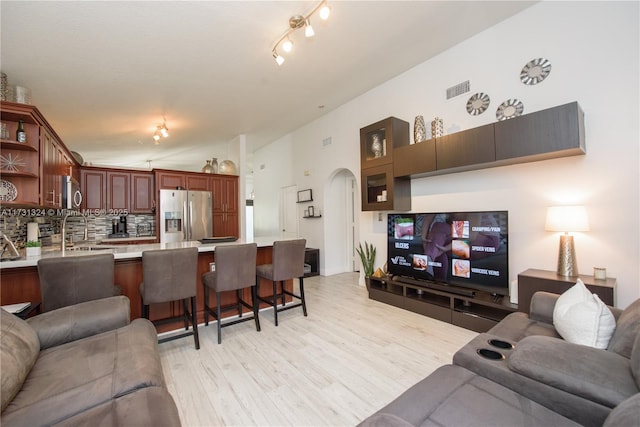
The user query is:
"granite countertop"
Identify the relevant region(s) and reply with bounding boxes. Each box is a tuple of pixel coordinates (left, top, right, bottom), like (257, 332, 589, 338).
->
(0, 236, 286, 269)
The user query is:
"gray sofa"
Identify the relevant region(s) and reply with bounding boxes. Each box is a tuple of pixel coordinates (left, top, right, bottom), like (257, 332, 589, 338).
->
(1, 296, 181, 426)
(360, 292, 640, 426)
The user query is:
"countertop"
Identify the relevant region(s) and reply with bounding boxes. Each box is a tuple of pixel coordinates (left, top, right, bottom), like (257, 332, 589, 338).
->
(0, 236, 286, 269)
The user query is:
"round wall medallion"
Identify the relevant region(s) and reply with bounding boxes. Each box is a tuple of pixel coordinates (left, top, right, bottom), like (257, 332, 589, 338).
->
(496, 99, 524, 121)
(0, 179, 18, 202)
(520, 58, 551, 85)
(466, 93, 490, 116)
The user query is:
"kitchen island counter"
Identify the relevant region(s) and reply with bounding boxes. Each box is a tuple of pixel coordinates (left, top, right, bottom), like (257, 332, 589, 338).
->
(0, 236, 294, 326)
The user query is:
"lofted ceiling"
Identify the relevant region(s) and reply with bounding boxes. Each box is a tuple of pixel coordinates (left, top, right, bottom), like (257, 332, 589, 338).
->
(0, 1, 535, 171)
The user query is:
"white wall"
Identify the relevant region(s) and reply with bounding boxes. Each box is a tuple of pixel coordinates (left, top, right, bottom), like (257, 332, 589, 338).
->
(255, 2, 640, 308)
(253, 134, 294, 236)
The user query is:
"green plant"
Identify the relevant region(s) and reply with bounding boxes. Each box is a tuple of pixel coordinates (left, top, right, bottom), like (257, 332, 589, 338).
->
(356, 241, 376, 277)
(25, 240, 41, 247)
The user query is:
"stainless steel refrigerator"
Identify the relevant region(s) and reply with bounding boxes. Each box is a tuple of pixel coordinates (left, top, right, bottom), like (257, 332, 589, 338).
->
(159, 189, 212, 243)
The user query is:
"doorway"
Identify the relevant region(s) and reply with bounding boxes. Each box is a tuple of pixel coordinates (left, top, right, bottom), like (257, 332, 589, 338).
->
(280, 184, 298, 239)
(324, 169, 358, 275)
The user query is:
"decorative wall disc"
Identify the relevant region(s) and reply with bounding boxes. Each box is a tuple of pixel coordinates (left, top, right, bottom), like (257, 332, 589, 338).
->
(496, 99, 524, 121)
(0, 153, 26, 172)
(466, 93, 490, 116)
(520, 58, 551, 85)
(0, 179, 17, 201)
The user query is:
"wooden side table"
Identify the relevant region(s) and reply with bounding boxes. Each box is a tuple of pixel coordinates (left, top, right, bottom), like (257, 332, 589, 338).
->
(517, 269, 615, 314)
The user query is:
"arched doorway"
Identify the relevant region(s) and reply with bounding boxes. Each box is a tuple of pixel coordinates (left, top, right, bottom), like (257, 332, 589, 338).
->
(323, 168, 359, 275)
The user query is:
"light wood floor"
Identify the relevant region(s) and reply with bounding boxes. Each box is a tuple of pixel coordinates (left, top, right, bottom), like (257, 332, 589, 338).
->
(159, 272, 478, 427)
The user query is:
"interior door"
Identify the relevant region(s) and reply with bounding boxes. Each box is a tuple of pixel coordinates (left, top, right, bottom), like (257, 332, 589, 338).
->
(281, 185, 298, 239)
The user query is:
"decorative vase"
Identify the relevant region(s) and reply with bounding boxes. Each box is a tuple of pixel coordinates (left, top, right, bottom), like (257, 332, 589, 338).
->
(414, 115, 426, 143)
(201, 160, 213, 174)
(371, 134, 383, 158)
(210, 158, 218, 174)
(431, 117, 444, 138)
(218, 160, 237, 175)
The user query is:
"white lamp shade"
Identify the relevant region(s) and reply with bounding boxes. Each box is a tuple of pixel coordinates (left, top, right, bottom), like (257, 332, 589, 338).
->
(545, 206, 590, 232)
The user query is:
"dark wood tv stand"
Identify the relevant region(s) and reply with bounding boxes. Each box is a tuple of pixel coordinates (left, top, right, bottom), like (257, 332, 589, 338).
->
(367, 276, 518, 333)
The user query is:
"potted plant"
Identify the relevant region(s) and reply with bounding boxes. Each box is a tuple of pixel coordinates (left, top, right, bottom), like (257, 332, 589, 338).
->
(25, 240, 41, 257)
(356, 241, 376, 288)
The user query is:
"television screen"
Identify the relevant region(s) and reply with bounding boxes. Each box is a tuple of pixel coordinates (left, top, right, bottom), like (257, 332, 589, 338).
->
(387, 211, 509, 295)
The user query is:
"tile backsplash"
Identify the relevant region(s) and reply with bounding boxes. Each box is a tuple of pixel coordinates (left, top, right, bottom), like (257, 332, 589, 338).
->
(0, 212, 156, 248)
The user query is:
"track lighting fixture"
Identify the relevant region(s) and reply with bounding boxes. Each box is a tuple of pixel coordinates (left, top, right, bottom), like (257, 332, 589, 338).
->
(152, 119, 170, 143)
(271, 1, 331, 66)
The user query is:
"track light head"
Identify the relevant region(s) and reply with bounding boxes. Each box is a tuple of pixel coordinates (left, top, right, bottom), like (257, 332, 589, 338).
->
(273, 51, 285, 66)
(319, 3, 331, 20)
(282, 38, 293, 53)
(304, 19, 315, 37)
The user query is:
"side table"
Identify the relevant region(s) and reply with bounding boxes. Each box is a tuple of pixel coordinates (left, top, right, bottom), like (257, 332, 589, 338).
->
(1, 302, 41, 319)
(517, 269, 615, 314)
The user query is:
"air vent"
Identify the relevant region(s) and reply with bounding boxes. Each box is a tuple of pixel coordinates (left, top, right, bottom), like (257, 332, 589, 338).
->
(446, 80, 470, 100)
(322, 137, 332, 146)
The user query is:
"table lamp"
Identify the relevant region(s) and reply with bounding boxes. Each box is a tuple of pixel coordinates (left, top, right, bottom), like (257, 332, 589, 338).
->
(545, 206, 589, 277)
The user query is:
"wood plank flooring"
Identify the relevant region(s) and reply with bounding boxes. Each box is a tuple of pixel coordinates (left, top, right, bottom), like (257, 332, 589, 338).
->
(159, 272, 477, 426)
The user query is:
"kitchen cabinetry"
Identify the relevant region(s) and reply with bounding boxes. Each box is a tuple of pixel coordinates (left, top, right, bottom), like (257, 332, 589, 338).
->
(186, 174, 209, 191)
(106, 171, 130, 211)
(81, 168, 154, 213)
(211, 174, 239, 237)
(517, 269, 615, 314)
(130, 172, 154, 213)
(435, 125, 495, 171)
(81, 168, 106, 211)
(1, 101, 78, 207)
(360, 117, 411, 211)
(155, 170, 185, 190)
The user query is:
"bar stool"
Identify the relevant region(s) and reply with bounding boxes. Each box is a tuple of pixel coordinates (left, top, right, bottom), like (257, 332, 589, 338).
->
(202, 243, 259, 344)
(37, 253, 118, 312)
(139, 247, 200, 350)
(256, 239, 307, 326)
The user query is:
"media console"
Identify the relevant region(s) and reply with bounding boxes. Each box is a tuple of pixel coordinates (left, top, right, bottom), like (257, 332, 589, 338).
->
(367, 276, 518, 333)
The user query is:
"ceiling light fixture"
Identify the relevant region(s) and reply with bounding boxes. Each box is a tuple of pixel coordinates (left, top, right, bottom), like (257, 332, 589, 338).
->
(152, 119, 170, 143)
(271, 1, 331, 66)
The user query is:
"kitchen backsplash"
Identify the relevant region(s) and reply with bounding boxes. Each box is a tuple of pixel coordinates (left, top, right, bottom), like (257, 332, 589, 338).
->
(0, 212, 156, 248)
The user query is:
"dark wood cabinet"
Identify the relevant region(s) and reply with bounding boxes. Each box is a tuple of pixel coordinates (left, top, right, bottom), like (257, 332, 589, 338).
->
(155, 170, 185, 190)
(186, 174, 210, 191)
(81, 168, 106, 211)
(435, 124, 495, 170)
(361, 164, 411, 211)
(368, 276, 517, 333)
(106, 171, 130, 211)
(211, 175, 239, 237)
(391, 102, 586, 179)
(1, 101, 78, 207)
(393, 139, 436, 177)
(495, 102, 585, 162)
(130, 172, 154, 213)
(360, 117, 411, 211)
(517, 268, 615, 314)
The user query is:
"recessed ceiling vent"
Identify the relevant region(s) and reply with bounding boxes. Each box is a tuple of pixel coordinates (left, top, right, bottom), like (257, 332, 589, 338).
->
(446, 80, 470, 100)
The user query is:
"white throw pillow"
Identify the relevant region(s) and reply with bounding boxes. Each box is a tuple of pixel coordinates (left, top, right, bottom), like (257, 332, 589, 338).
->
(553, 279, 616, 349)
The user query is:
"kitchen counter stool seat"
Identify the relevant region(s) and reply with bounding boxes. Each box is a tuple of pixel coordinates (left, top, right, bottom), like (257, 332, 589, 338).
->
(256, 239, 307, 326)
(202, 243, 260, 344)
(37, 253, 119, 312)
(139, 247, 200, 349)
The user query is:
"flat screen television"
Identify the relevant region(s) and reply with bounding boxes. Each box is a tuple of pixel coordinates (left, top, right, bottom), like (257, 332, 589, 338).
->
(387, 211, 509, 296)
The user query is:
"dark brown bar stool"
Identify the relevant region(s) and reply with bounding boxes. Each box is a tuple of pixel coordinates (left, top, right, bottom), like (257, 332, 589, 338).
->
(37, 253, 118, 312)
(202, 243, 259, 344)
(256, 239, 307, 326)
(139, 247, 200, 350)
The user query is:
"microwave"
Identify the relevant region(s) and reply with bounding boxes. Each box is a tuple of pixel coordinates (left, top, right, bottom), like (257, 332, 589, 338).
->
(61, 176, 82, 209)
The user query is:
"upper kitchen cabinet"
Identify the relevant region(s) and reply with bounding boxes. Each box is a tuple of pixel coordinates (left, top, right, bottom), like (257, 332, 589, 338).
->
(107, 171, 130, 211)
(210, 174, 239, 237)
(0, 101, 78, 207)
(81, 168, 106, 211)
(185, 173, 210, 191)
(130, 172, 154, 214)
(155, 170, 186, 190)
(360, 117, 410, 170)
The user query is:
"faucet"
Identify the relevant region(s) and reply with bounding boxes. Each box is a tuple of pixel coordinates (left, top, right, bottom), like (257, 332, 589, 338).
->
(61, 212, 89, 254)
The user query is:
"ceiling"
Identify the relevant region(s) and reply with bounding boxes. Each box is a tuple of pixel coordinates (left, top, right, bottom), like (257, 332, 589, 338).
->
(1, 1, 535, 172)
